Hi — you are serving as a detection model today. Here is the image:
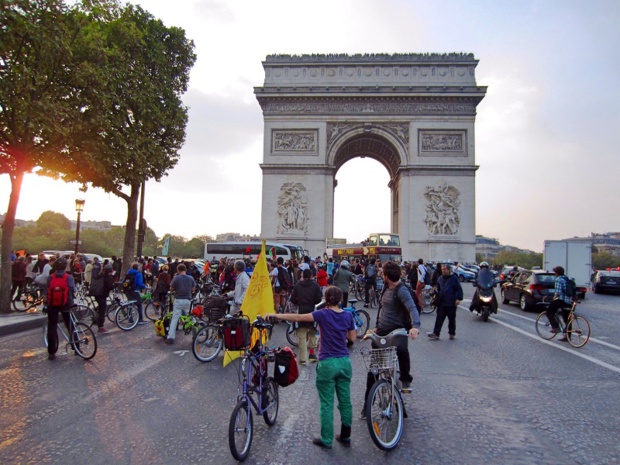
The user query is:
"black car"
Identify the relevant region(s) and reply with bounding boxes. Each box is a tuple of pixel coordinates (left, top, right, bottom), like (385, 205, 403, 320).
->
(593, 270, 620, 294)
(501, 270, 556, 311)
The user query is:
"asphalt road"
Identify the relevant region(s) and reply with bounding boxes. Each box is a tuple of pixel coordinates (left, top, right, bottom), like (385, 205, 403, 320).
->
(0, 287, 619, 465)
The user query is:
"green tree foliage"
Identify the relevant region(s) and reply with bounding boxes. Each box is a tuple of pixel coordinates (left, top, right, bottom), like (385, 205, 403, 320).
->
(492, 250, 543, 270)
(35, 211, 71, 234)
(592, 252, 620, 270)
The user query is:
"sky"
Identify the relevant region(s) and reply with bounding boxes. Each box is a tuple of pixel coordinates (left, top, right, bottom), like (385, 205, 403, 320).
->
(2, 0, 619, 253)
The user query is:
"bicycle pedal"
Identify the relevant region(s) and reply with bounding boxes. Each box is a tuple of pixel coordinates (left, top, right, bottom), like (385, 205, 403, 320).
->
(401, 388, 413, 394)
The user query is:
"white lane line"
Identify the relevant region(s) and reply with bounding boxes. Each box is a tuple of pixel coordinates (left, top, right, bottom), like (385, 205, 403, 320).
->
(490, 308, 620, 352)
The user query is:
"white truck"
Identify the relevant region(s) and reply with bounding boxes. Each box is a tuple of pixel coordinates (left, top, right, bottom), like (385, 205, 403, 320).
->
(543, 240, 592, 298)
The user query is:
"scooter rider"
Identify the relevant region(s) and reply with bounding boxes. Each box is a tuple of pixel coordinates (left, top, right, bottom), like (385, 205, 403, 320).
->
(469, 262, 498, 314)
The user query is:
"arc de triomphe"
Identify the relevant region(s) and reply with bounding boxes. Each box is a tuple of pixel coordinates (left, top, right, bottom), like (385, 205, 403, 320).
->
(254, 54, 486, 262)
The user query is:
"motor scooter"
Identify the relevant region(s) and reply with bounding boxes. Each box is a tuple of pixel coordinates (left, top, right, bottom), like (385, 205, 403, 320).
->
(471, 272, 497, 322)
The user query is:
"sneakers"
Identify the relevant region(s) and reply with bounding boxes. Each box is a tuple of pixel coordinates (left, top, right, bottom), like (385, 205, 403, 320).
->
(550, 328, 560, 334)
(300, 360, 307, 366)
(335, 434, 351, 448)
(363, 304, 369, 308)
(309, 353, 318, 362)
(401, 380, 411, 390)
(312, 438, 332, 449)
(48, 354, 56, 361)
(449, 334, 456, 340)
(558, 336, 568, 342)
(165, 338, 174, 345)
(360, 409, 367, 420)
(428, 333, 439, 340)
(98, 327, 109, 334)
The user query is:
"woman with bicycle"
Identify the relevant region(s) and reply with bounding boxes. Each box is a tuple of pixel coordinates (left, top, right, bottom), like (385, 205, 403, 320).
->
(267, 286, 357, 449)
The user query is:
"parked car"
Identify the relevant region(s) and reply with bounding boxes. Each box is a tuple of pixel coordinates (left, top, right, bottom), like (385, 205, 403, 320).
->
(501, 270, 556, 311)
(453, 265, 476, 282)
(592, 270, 620, 294)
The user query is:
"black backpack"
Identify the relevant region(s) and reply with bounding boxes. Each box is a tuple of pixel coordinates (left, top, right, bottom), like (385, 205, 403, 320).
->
(563, 276, 576, 298)
(277, 267, 292, 292)
(365, 264, 376, 279)
(424, 267, 431, 285)
(121, 273, 135, 294)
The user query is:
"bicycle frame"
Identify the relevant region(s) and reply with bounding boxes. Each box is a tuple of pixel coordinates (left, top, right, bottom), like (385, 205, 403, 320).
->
(238, 349, 275, 416)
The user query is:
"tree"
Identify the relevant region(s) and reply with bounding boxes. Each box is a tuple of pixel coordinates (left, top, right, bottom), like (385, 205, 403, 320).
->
(0, 0, 99, 313)
(35, 211, 71, 235)
(49, 3, 196, 275)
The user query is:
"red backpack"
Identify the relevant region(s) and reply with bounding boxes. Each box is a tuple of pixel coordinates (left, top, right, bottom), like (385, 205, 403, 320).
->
(47, 273, 70, 307)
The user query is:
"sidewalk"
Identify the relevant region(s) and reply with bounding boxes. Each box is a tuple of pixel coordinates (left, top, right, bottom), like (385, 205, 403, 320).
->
(0, 311, 47, 337)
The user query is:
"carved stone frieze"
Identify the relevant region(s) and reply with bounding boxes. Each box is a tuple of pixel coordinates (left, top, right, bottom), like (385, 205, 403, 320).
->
(327, 122, 409, 153)
(272, 130, 317, 153)
(424, 184, 460, 236)
(261, 99, 477, 116)
(277, 182, 309, 234)
(419, 130, 466, 156)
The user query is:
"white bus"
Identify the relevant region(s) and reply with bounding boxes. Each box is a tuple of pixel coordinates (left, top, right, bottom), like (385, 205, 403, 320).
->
(204, 242, 306, 262)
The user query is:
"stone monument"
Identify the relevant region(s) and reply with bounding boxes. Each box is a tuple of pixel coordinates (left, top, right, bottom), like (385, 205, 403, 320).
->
(254, 53, 486, 262)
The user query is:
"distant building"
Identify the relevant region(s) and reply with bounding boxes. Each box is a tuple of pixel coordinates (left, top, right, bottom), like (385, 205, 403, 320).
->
(476, 235, 538, 260)
(563, 232, 620, 257)
(215, 233, 260, 242)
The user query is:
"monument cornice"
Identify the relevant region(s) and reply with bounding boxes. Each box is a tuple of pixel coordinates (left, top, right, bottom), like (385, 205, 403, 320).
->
(264, 53, 478, 64)
(397, 165, 479, 176)
(260, 164, 336, 175)
(256, 96, 484, 116)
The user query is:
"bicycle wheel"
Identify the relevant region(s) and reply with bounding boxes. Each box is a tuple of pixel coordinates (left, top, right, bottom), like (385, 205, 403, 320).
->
(192, 325, 223, 362)
(12, 290, 38, 312)
(355, 282, 365, 301)
(286, 322, 299, 347)
(262, 377, 279, 426)
(106, 303, 119, 323)
(354, 309, 370, 339)
(72, 305, 96, 329)
(366, 378, 404, 451)
(71, 322, 97, 360)
(535, 312, 557, 340)
(115, 304, 139, 331)
(229, 399, 253, 462)
(144, 300, 162, 321)
(566, 315, 590, 348)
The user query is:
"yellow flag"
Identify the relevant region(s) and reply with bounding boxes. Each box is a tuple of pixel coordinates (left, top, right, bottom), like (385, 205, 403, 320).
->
(223, 240, 274, 367)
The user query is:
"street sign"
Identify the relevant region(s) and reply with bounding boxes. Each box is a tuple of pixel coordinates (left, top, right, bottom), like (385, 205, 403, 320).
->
(70, 240, 83, 245)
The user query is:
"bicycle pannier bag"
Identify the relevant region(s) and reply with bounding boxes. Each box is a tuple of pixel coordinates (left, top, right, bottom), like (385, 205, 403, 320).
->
(47, 273, 70, 307)
(121, 273, 135, 294)
(154, 313, 172, 338)
(204, 295, 229, 321)
(274, 346, 299, 387)
(223, 316, 251, 350)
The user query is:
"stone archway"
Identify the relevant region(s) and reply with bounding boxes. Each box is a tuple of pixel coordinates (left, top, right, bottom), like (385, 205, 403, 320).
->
(255, 53, 486, 262)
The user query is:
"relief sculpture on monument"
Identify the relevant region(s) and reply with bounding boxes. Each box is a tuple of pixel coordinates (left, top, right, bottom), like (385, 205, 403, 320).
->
(277, 182, 309, 234)
(424, 184, 461, 236)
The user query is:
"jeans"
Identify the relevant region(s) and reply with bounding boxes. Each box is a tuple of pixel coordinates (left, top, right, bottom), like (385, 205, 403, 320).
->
(168, 298, 191, 340)
(47, 308, 73, 356)
(315, 357, 352, 446)
(433, 305, 457, 337)
(546, 300, 571, 331)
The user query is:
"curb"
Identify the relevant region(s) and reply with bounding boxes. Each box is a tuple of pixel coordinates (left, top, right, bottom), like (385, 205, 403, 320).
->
(0, 315, 47, 337)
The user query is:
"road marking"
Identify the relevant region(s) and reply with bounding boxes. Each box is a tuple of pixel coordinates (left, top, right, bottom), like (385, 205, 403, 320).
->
(491, 308, 620, 352)
(174, 350, 189, 357)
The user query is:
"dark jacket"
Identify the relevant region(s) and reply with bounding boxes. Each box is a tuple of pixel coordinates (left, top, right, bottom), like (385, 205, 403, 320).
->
(436, 273, 464, 307)
(290, 279, 322, 314)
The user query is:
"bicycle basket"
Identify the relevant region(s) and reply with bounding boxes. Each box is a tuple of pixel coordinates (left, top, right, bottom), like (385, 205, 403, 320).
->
(360, 346, 398, 373)
(204, 295, 229, 322)
(222, 316, 251, 351)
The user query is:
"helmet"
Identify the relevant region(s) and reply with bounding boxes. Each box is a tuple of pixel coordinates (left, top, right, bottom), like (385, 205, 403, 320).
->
(340, 260, 350, 268)
(480, 262, 489, 267)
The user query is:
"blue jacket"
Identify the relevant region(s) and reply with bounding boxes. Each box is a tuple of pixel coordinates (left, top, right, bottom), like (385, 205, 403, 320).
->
(437, 273, 464, 307)
(127, 268, 146, 291)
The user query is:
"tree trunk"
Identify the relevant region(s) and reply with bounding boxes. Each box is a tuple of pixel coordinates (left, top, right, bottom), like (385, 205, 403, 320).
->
(121, 183, 140, 276)
(0, 171, 25, 314)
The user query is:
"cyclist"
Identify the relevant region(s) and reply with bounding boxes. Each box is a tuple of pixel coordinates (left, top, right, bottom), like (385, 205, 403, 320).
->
(290, 268, 323, 365)
(166, 264, 196, 345)
(469, 262, 498, 314)
(362, 261, 420, 418)
(545, 266, 574, 342)
(332, 260, 356, 307)
(363, 258, 377, 308)
(267, 286, 356, 449)
(226, 260, 250, 313)
(46, 258, 76, 360)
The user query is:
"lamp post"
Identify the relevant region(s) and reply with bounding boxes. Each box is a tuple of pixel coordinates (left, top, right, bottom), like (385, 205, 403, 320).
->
(75, 199, 85, 255)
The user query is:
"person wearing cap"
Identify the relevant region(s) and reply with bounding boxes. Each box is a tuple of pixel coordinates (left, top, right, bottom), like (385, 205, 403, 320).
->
(227, 260, 250, 313)
(90, 264, 115, 333)
(46, 258, 76, 360)
(332, 260, 356, 307)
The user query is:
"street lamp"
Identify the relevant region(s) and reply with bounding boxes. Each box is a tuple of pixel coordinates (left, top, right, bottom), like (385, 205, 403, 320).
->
(75, 199, 85, 255)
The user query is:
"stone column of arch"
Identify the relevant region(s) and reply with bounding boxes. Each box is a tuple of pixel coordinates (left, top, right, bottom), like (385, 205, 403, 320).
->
(254, 53, 486, 262)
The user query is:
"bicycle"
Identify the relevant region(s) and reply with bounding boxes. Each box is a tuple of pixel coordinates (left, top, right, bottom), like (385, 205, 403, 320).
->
(114, 299, 140, 331)
(42, 307, 98, 360)
(228, 316, 278, 462)
(360, 329, 409, 451)
(12, 283, 45, 312)
(535, 299, 590, 348)
(420, 286, 437, 314)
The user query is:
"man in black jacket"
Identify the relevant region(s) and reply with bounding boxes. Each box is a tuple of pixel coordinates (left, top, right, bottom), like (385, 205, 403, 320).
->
(429, 264, 463, 341)
(290, 268, 323, 365)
